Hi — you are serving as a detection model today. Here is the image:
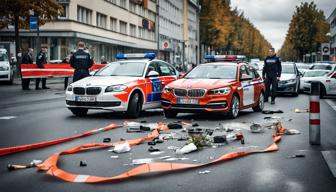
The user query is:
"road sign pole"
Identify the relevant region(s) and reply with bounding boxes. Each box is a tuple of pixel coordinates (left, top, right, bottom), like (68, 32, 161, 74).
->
(309, 81, 320, 145)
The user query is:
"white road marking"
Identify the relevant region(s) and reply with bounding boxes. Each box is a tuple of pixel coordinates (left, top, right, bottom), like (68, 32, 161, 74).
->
(325, 99, 336, 111)
(0, 116, 17, 120)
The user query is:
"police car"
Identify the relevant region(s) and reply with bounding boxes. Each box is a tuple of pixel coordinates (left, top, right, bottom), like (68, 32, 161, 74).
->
(302, 70, 336, 98)
(161, 55, 265, 118)
(66, 53, 178, 117)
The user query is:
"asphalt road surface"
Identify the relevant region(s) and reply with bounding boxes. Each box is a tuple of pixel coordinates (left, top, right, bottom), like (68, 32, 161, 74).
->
(0, 81, 336, 192)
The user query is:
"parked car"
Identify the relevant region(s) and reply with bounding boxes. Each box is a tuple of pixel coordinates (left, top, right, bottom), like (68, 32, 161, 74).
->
(0, 49, 14, 84)
(161, 55, 265, 119)
(277, 62, 301, 96)
(299, 70, 330, 91)
(309, 63, 335, 71)
(302, 70, 336, 98)
(296, 62, 311, 74)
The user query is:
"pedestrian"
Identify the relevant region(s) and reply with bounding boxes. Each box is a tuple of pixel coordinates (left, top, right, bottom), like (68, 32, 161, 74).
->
(62, 56, 71, 90)
(101, 56, 107, 64)
(35, 47, 49, 90)
(70, 41, 94, 82)
(21, 48, 34, 90)
(262, 47, 282, 104)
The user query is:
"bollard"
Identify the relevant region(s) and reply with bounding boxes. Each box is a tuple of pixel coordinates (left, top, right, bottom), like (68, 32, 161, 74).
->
(309, 81, 320, 145)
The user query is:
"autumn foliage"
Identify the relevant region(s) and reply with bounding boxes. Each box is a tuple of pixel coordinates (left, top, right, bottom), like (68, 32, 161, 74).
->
(200, 0, 272, 59)
(279, 2, 330, 61)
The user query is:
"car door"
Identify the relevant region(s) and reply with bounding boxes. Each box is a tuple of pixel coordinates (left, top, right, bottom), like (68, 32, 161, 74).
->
(248, 66, 263, 104)
(329, 72, 336, 94)
(145, 62, 162, 105)
(239, 65, 254, 106)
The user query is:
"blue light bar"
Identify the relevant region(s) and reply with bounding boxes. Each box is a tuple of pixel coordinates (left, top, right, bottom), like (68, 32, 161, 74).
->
(205, 55, 215, 59)
(115, 53, 157, 60)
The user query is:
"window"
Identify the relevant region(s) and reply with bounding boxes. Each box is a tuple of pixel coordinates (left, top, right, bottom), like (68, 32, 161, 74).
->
(120, 0, 126, 8)
(59, 4, 68, 19)
(110, 17, 117, 31)
(96, 12, 107, 28)
(130, 24, 136, 37)
(159, 62, 176, 76)
(119, 21, 127, 34)
(129, 2, 136, 13)
(77, 6, 92, 24)
(138, 26, 145, 38)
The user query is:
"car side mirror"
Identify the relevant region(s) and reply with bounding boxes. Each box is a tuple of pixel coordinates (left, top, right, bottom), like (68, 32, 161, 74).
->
(146, 70, 159, 77)
(240, 74, 253, 81)
(298, 72, 303, 77)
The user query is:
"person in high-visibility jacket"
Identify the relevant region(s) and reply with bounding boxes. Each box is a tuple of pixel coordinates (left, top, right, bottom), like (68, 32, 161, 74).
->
(70, 42, 94, 82)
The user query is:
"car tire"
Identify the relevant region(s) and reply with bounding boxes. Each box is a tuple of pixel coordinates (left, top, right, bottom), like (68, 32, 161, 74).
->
(252, 92, 264, 112)
(164, 109, 178, 118)
(320, 84, 326, 99)
(69, 108, 88, 116)
(126, 92, 142, 118)
(228, 94, 240, 119)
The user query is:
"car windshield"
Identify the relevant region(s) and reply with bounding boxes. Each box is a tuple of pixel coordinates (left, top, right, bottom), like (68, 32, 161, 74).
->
(0, 53, 8, 61)
(185, 64, 237, 79)
(282, 64, 295, 74)
(94, 61, 146, 77)
(311, 64, 332, 70)
(303, 70, 329, 77)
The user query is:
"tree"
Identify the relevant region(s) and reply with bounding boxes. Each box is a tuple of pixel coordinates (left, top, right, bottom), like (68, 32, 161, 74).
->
(0, 0, 62, 73)
(200, 0, 272, 59)
(279, 2, 330, 61)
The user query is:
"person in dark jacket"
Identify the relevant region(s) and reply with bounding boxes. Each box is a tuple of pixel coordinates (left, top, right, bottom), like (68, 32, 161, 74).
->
(35, 47, 49, 90)
(21, 48, 34, 90)
(70, 42, 93, 82)
(262, 47, 282, 104)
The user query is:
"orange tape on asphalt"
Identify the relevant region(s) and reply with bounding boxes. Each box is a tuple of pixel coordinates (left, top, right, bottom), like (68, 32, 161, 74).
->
(36, 125, 283, 183)
(0, 124, 121, 156)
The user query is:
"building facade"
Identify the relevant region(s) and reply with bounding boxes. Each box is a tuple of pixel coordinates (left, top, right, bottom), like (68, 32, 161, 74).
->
(328, 7, 336, 62)
(0, 0, 158, 63)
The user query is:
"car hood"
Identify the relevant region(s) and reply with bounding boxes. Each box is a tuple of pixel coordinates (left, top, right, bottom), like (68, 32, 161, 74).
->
(280, 73, 296, 81)
(71, 76, 141, 87)
(167, 78, 236, 89)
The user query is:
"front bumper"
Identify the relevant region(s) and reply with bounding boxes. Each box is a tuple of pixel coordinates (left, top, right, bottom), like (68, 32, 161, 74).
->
(161, 91, 230, 113)
(0, 71, 10, 81)
(277, 82, 297, 93)
(65, 90, 128, 111)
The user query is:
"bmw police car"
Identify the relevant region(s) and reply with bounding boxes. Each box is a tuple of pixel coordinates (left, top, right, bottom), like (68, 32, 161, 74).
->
(161, 55, 265, 118)
(302, 70, 336, 98)
(66, 53, 178, 117)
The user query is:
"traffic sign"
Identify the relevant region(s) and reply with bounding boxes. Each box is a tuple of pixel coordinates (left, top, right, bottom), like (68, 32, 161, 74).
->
(321, 43, 330, 55)
(29, 17, 38, 31)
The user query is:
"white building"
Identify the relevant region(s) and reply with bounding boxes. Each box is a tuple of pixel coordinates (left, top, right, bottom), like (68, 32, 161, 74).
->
(328, 7, 336, 62)
(0, 0, 158, 63)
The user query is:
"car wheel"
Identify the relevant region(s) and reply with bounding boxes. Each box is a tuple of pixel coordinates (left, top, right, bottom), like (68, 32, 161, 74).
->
(164, 109, 178, 118)
(126, 92, 142, 118)
(228, 94, 240, 119)
(252, 92, 264, 112)
(69, 108, 88, 116)
(320, 84, 326, 99)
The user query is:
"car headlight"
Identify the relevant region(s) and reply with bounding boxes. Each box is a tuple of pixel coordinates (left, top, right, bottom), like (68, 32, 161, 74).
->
(163, 86, 173, 93)
(209, 87, 231, 95)
(287, 79, 296, 84)
(105, 85, 127, 92)
(0, 66, 9, 71)
(67, 85, 73, 92)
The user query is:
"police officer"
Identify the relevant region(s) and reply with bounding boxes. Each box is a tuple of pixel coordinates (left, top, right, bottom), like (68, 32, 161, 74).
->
(262, 47, 282, 104)
(70, 42, 93, 82)
(21, 48, 34, 90)
(35, 47, 49, 90)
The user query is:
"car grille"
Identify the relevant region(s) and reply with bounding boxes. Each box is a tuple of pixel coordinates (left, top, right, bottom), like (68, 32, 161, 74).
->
(173, 88, 206, 98)
(73, 87, 85, 95)
(86, 87, 101, 95)
(174, 89, 188, 97)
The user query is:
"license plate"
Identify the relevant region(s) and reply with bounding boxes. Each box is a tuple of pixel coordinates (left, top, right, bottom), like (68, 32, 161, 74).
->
(177, 98, 199, 104)
(75, 96, 96, 102)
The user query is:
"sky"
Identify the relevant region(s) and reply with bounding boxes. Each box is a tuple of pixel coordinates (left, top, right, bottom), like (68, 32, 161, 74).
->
(231, 0, 335, 50)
